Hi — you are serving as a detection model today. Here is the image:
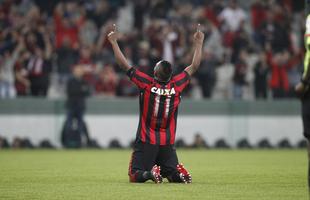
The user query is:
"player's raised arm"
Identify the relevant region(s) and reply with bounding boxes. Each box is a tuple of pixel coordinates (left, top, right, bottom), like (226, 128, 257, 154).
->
(185, 24, 205, 76)
(107, 24, 131, 72)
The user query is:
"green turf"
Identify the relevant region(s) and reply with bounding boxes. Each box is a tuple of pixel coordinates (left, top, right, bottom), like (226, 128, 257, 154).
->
(0, 149, 308, 200)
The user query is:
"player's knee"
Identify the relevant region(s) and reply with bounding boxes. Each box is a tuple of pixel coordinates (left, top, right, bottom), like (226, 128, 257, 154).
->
(129, 173, 136, 183)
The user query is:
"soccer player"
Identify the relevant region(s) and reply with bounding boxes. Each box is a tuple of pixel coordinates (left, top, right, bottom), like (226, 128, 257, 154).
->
(295, 0, 310, 191)
(107, 24, 204, 183)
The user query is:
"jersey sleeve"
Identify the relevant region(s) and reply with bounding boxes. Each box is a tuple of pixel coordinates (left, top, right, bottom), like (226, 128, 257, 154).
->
(126, 67, 153, 89)
(173, 71, 191, 92)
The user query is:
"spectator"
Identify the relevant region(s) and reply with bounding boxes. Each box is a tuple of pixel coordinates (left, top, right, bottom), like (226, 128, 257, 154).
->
(203, 0, 221, 28)
(203, 21, 224, 61)
(250, 0, 268, 44)
(88, 0, 114, 29)
(116, 75, 139, 97)
(79, 19, 98, 46)
(77, 46, 97, 89)
(26, 28, 52, 97)
(56, 36, 78, 86)
(250, 0, 267, 32)
(253, 52, 269, 99)
(218, 0, 246, 32)
(54, 2, 83, 49)
(14, 51, 31, 96)
(61, 65, 91, 148)
(0, 35, 24, 98)
(218, 0, 246, 47)
(191, 133, 208, 148)
(162, 24, 179, 64)
(212, 54, 234, 99)
(266, 51, 298, 98)
(231, 28, 250, 64)
(95, 64, 119, 97)
(133, 0, 149, 30)
(149, 0, 172, 19)
(232, 50, 248, 99)
(258, 8, 291, 52)
(0, 0, 304, 100)
(196, 52, 219, 98)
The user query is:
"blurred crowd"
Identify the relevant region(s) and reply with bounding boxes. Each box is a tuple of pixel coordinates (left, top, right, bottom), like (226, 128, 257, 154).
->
(0, 0, 306, 100)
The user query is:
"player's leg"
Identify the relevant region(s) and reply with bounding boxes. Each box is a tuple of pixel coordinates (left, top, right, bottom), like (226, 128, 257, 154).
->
(302, 112, 310, 189)
(128, 142, 162, 183)
(157, 145, 192, 183)
(307, 142, 310, 190)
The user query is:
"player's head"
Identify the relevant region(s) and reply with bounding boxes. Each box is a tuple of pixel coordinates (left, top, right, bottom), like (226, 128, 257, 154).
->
(154, 60, 172, 83)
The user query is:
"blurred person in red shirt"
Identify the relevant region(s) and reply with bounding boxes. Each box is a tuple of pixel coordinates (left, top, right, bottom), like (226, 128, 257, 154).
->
(54, 2, 84, 49)
(95, 64, 119, 97)
(250, 0, 268, 45)
(267, 50, 299, 98)
(250, 0, 267, 32)
(26, 28, 52, 97)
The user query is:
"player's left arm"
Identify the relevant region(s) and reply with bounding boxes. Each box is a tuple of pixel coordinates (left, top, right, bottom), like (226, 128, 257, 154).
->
(185, 24, 205, 76)
(107, 24, 131, 72)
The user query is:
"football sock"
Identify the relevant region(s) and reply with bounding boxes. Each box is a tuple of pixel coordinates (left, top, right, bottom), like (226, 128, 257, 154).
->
(142, 171, 152, 180)
(132, 170, 151, 182)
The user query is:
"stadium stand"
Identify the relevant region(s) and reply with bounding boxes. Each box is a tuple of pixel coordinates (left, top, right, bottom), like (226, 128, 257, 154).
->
(0, 0, 305, 100)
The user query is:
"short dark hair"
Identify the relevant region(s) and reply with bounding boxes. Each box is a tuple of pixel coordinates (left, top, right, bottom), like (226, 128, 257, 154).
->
(154, 60, 172, 82)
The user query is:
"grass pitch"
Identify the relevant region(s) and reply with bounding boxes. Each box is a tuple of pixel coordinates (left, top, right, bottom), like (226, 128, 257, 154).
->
(0, 149, 308, 200)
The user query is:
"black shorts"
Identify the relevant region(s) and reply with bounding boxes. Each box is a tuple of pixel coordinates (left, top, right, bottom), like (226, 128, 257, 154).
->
(128, 141, 179, 178)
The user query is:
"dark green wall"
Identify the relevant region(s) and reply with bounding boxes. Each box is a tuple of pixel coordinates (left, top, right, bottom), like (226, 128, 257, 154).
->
(0, 98, 301, 116)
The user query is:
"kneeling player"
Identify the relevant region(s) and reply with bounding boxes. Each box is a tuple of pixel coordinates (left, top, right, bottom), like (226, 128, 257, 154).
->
(108, 24, 204, 183)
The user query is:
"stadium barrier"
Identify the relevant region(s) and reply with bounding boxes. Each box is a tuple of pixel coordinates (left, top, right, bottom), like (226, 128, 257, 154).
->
(0, 98, 304, 148)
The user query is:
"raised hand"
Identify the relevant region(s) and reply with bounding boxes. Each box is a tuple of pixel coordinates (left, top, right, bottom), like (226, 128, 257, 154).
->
(193, 24, 204, 45)
(107, 24, 118, 44)
(107, 24, 131, 71)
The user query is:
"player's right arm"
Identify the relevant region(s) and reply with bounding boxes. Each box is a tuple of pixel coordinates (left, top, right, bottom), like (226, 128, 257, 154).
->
(108, 24, 152, 89)
(185, 24, 205, 76)
(107, 24, 131, 72)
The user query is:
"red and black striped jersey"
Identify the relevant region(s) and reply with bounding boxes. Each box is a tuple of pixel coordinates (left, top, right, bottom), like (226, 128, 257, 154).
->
(127, 67, 190, 145)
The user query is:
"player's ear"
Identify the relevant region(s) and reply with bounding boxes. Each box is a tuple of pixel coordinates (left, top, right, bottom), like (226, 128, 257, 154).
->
(154, 62, 159, 74)
(154, 66, 158, 78)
